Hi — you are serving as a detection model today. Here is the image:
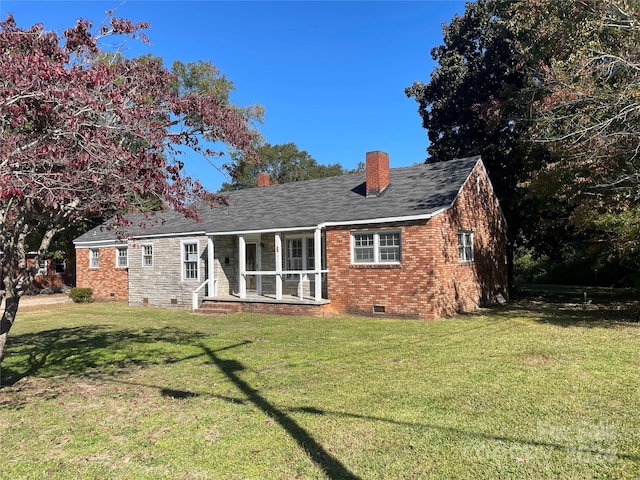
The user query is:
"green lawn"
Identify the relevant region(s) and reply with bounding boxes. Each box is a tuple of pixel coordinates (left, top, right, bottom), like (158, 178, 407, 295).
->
(1, 299, 639, 479)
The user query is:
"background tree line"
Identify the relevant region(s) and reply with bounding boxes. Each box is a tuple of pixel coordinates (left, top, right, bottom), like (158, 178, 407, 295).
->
(406, 0, 640, 287)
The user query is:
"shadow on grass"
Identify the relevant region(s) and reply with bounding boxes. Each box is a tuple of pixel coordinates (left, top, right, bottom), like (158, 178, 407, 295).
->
(2, 325, 207, 387)
(4, 329, 362, 479)
(106, 342, 362, 479)
(488, 289, 640, 328)
(200, 342, 362, 480)
(288, 406, 640, 463)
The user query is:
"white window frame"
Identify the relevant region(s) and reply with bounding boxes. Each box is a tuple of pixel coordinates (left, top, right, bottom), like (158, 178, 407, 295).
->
(90, 248, 100, 269)
(182, 240, 200, 281)
(116, 246, 128, 268)
(284, 235, 315, 281)
(37, 259, 47, 275)
(458, 231, 474, 262)
(142, 244, 153, 267)
(351, 231, 401, 265)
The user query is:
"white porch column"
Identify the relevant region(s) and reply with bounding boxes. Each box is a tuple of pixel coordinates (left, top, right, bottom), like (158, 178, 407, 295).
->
(275, 232, 283, 300)
(238, 235, 246, 299)
(314, 227, 322, 301)
(207, 237, 216, 297)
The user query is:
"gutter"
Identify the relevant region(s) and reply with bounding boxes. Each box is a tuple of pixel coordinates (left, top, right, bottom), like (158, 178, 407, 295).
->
(206, 209, 447, 237)
(316, 208, 447, 229)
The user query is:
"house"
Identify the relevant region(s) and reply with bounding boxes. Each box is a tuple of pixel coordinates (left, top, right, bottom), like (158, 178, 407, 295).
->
(1, 252, 73, 292)
(73, 151, 508, 319)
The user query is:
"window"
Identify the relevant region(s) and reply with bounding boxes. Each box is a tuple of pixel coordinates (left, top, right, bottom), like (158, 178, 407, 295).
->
(117, 247, 128, 268)
(142, 245, 153, 267)
(306, 238, 315, 270)
(352, 231, 401, 264)
(458, 231, 474, 262)
(37, 259, 47, 275)
(353, 233, 374, 263)
(90, 249, 99, 268)
(183, 241, 199, 280)
(379, 232, 401, 262)
(286, 238, 303, 275)
(55, 258, 65, 274)
(285, 236, 316, 280)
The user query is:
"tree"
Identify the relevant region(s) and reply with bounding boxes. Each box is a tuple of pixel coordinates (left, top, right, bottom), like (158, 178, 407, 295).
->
(0, 14, 257, 379)
(171, 59, 264, 144)
(513, 0, 640, 275)
(220, 142, 349, 191)
(405, 0, 545, 288)
(405, 0, 640, 287)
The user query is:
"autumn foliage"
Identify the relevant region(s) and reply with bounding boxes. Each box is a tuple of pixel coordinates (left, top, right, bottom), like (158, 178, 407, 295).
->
(0, 13, 256, 372)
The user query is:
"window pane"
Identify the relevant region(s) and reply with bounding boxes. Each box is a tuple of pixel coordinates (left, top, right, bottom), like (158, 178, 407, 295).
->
(55, 259, 65, 274)
(307, 238, 315, 270)
(143, 245, 153, 266)
(458, 232, 473, 262)
(353, 234, 374, 263)
(379, 233, 400, 262)
(354, 247, 374, 262)
(117, 248, 128, 267)
(379, 246, 399, 261)
(185, 262, 198, 279)
(287, 239, 302, 270)
(379, 233, 399, 247)
(90, 249, 99, 268)
(354, 234, 374, 247)
(184, 243, 197, 261)
(183, 243, 198, 279)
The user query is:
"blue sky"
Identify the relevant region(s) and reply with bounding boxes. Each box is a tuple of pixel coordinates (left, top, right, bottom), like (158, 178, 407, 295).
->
(1, 0, 467, 191)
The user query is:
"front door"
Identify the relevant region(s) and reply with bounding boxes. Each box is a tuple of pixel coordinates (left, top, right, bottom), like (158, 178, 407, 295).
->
(246, 243, 257, 291)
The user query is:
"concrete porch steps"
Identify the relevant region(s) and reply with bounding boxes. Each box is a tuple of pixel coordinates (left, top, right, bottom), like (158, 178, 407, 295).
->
(194, 301, 242, 316)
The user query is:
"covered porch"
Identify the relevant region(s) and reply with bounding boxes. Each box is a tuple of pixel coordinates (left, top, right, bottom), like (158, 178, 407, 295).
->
(192, 227, 329, 311)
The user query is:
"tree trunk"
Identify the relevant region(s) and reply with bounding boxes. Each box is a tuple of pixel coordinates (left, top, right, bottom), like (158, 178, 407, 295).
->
(0, 295, 20, 387)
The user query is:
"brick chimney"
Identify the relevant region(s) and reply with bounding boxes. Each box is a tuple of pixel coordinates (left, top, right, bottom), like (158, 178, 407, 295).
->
(257, 172, 270, 187)
(365, 150, 390, 197)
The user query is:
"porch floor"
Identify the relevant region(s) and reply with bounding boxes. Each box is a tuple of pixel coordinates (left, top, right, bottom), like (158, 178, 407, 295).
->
(203, 293, 330, 306)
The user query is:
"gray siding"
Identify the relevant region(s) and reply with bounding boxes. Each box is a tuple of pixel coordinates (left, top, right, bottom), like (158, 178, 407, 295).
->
(128, 235, 208, 309)
(213, 235, 235, 295)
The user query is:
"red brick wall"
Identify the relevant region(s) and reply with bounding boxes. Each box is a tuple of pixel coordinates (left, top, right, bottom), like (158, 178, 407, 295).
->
(2, 257, 74, 291)
(30, 258, 73, 289)
(366, 150, 390, 196)
(75, 247, 128, 300)
(325, 161, 507, 320)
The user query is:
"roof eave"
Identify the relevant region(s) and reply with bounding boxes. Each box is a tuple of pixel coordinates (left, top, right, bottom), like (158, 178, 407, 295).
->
(206, 209, 448, 236)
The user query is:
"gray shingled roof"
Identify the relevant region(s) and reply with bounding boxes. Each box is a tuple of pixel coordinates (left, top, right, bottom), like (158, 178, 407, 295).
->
(74, 156, 481, 244)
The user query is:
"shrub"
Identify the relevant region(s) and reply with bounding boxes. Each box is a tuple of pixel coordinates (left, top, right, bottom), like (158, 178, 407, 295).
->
(68, 287, 93, 303)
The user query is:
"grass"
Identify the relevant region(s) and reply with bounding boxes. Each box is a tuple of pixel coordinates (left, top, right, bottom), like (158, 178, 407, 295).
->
(0, 298, 639, 479)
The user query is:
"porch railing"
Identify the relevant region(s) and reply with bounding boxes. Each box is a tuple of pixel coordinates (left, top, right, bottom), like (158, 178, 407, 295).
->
(191, 278, 217, 311)
(192, 270, 328, 309)
(242, 269, 329, 301)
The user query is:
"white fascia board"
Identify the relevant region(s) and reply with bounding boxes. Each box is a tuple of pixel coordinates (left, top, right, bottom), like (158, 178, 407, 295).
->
(208, 226, 318, 236)
(317, 209, 446, 229)
(73, 239, 126, 249)
(207, 211, 447, 237)
(130, 231, 207, 240)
